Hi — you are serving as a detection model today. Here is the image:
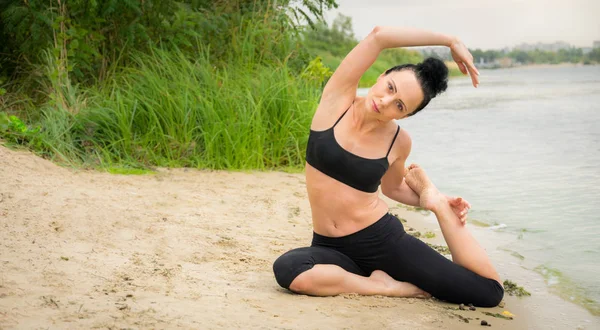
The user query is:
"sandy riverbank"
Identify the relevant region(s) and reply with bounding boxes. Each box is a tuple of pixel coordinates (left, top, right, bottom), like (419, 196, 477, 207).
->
(0, 145, 597, 329)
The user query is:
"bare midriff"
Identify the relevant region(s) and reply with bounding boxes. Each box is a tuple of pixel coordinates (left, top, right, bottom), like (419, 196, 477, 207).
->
(306, 163, 390, 237)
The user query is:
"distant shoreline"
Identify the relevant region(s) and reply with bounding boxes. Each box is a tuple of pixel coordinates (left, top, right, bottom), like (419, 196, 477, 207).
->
(497, 62, 585, 69)
(480, 62, 599, 70)
(446, 61, 595, 74)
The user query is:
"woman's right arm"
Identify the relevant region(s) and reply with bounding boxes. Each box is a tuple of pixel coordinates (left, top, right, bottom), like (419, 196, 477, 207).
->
(321, 26, 478, 107)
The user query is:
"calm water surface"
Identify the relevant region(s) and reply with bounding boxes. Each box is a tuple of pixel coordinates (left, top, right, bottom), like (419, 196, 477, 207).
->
(361, 65, 600, 314)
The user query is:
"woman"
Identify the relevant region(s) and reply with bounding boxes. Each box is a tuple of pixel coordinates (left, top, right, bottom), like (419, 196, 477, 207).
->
(272, 26, 504, 307)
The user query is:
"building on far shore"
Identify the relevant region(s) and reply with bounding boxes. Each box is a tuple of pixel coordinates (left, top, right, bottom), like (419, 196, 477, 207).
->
(513, 41, 572, 52)
(497, 57, 513, 68)
(593, 40, 600, 49)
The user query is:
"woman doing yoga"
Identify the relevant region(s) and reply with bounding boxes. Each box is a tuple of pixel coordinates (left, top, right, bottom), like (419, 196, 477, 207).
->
(272, 26, 504, 307)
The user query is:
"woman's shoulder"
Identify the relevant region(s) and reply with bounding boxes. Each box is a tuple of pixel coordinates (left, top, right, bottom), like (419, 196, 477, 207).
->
(389, 123, 412, 160)
(310, 91, 357, 131)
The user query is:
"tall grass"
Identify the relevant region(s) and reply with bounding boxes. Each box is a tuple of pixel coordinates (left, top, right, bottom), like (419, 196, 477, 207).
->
(85, 47, 319, 169)
(10, 46, 320, 171)
(1, 4, 325, 171)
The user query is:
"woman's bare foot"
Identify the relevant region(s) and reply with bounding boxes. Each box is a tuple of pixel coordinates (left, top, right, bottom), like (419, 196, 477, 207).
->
(404, 167, 445, 213)
(369, 270, 431, 298)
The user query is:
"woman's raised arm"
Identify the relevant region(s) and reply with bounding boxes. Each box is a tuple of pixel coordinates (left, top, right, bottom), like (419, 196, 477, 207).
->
(322, 26, 479, 102)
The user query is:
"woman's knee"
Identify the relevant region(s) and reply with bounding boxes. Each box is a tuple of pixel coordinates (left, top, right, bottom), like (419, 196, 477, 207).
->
(467, 279, 504, 307)
(272, 248, 314, 290)
(272, 253, 295, 289)
(434, 277, 504, 307)
(478, 280, 505, 307)
(288, 271, 313, 293)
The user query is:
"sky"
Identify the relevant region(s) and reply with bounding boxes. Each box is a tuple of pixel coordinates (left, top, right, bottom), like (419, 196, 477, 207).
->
(324, 0, 600, 50)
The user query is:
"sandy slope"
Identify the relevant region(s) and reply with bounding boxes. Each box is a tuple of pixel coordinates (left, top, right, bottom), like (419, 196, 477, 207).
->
(0, 145, 596, 329)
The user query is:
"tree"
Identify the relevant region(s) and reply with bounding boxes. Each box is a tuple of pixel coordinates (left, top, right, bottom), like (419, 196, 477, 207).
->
(0, 0, 339, 85)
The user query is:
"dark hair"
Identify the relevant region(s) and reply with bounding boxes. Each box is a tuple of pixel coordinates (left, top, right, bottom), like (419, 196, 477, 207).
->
(384, 57, 448, 116)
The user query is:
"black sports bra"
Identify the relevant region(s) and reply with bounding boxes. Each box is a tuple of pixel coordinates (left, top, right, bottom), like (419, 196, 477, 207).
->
(306, 104, 400, 193)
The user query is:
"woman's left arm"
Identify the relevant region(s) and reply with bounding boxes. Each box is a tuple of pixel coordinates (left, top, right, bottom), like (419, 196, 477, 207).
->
(380, 133, 471, 223)
(381, 163, 471, 224)
(380, 131, 419, 206)
(381, 160, 420, 207)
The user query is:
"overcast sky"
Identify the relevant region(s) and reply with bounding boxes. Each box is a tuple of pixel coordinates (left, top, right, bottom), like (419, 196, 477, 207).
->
(324, 0, 600, 49)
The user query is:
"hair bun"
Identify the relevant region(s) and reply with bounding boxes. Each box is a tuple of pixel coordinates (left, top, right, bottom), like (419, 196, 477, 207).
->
(416, 57, 448, 97)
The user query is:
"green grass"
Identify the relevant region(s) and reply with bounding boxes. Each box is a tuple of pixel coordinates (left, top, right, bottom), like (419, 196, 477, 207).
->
(1, 45, 322, 171)
(84, 48, 318, 170)
(107, 167, 155, 175)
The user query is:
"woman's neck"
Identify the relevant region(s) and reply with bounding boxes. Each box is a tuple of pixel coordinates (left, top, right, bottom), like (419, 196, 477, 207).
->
(350, 97, 386, 134)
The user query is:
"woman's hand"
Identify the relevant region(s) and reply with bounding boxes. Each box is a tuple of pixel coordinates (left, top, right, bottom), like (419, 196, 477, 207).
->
(447, 195, 471, 225)
(450, 39, 480, 88)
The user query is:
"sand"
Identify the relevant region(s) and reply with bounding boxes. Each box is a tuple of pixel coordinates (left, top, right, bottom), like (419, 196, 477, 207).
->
(1, 145, 598, 329)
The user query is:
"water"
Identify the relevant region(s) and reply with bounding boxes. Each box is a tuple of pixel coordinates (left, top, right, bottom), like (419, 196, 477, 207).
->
(360, 65, 600, 314)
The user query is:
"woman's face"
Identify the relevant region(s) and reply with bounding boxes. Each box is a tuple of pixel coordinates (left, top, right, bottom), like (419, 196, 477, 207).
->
(366, 69, 424, 120)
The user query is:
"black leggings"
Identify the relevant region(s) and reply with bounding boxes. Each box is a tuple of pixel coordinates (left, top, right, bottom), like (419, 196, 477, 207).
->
(272, 213, 503, 307)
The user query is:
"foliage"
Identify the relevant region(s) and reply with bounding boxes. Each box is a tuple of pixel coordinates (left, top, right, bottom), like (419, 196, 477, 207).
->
(0, 0, 338, 87)
(73, 47, 320, 169)
(301, 56, 333, 86)
(0, 0, 340, 170)
(303, 14, 423, 87)
(303, 14, 357, 58)
(1, 45, 322, 169)
(586, 48, 600, 63)
(0, 113, 42, 147)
